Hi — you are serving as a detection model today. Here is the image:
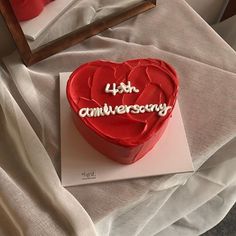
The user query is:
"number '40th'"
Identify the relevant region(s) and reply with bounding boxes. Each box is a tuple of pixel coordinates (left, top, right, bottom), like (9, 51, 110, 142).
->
(105, 81, 139, 96)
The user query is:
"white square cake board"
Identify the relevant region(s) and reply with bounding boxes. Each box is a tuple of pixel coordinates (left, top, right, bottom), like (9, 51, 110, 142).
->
(20, 0, 76, 40)
(60, 72, 194, 187)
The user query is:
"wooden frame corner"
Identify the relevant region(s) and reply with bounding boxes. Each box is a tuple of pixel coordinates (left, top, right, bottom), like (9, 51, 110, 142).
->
(0, 0, 156, 66)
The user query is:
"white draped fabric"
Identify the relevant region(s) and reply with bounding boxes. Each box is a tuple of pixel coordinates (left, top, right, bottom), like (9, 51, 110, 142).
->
(0, 0, 236, 235)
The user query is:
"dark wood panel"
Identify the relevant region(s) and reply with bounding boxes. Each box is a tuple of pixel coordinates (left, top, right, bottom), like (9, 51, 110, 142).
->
(0, 0, 32, 64)
(221, 0, 236, 21)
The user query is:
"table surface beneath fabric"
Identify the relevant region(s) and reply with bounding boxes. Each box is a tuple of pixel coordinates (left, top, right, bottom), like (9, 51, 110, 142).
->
(1, 0, 236, 235)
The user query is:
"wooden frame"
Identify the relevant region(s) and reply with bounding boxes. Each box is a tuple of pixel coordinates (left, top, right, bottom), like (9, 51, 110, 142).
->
(0, 0, 156, 66)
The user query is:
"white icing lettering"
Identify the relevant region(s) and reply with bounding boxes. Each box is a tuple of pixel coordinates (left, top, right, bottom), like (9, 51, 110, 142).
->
(108, 105, 116, 115)
(149, 104, 157, 112)
(116, 105, 126, 114)
(103, 103, 110, 116)
(105, 83, 117, 96)
(105, 81, 139, 96)
(87, 107, 105, 117)
(154, 104, 160, 112)
(79, 108, 89, 117)
(79, 81, 172, 118)
(158, 104, 172, 116)
(78, 103, 172, 118)
(130, 105, 140, 114)
(145, 104, 152, 112)
(139, 105, 146, 113)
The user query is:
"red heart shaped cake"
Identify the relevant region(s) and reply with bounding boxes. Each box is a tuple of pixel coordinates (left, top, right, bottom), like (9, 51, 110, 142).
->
(67, 59, 179, 164)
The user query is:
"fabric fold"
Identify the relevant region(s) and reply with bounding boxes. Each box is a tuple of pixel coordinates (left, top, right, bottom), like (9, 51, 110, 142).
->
(0, 68, 97, 236)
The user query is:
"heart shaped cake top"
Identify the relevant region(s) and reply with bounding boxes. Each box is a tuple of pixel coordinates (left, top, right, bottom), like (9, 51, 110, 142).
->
(67, 59, 179, 149)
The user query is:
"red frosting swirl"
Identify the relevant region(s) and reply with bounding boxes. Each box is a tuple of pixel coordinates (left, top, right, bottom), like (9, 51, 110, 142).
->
(67, 59, 178, 149)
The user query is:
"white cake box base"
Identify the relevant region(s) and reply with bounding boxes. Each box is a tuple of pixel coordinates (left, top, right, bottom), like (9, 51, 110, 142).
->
(60, 72, 194, 187)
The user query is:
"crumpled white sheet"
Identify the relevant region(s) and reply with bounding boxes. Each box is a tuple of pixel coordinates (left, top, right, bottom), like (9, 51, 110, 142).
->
(1, 0, 236, 235)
